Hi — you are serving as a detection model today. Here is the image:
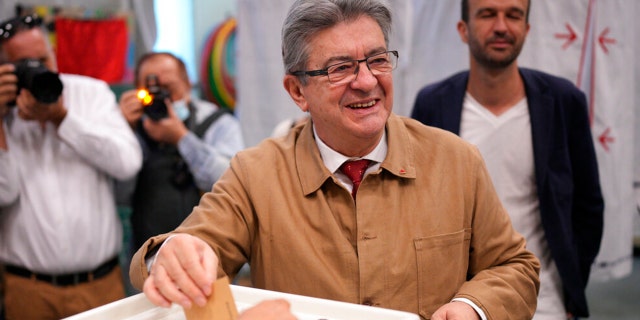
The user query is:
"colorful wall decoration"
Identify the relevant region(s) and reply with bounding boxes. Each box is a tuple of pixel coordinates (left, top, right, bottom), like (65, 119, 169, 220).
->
(200, 17, 236, 110)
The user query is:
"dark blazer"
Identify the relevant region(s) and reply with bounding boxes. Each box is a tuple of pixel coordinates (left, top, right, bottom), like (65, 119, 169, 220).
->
(411, 68, 604, 317)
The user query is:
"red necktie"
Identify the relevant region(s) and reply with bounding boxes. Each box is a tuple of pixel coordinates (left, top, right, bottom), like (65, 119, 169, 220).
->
(339, 159, 371, 198)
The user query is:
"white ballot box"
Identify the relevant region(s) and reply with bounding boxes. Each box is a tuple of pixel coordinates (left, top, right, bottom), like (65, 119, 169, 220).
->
(63, 285, 420, 320)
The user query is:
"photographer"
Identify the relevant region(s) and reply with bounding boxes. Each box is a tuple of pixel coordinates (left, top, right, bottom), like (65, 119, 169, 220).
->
(118, 52, 244, 251)
(0, 13, 142, 319)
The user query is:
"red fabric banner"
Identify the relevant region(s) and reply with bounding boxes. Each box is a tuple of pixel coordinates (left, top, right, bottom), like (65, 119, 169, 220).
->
(55, 17, 128, 83)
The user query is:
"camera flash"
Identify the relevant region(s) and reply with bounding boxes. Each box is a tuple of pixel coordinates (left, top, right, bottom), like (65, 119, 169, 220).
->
(137, 89, 153, 106)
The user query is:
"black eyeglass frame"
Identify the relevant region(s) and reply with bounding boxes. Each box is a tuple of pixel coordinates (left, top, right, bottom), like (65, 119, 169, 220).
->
(290, 50, 399, 83)
(0, 14, 43, 42)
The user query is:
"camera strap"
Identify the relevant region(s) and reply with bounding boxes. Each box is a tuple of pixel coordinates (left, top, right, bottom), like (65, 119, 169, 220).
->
(193, 107, 231, 138)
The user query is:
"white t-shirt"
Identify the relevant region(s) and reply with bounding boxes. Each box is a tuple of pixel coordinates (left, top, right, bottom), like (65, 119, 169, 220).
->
(460, 93, 565, 320)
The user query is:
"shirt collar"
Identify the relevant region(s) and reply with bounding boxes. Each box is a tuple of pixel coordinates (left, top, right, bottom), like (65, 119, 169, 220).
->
(313, 124, 387, 174)
(294, 114, 415, 197)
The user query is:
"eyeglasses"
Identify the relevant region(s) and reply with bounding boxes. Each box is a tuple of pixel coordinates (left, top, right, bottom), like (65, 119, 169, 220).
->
(0, 14, 43, 42)
(291, 50, 398, 85)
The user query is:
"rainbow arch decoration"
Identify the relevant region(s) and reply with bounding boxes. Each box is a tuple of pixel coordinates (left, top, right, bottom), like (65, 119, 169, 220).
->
(200, 17, 236, 110)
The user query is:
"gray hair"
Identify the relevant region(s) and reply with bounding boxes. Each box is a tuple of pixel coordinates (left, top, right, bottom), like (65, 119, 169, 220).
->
(281, 0, 392, 84)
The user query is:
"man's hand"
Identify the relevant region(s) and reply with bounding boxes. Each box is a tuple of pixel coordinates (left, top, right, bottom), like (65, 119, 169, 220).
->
(142, 99, 188, 145)
(238, 299, 298, 320)
(0, 64, 18, 114)
(431, 301, 481, 320)
(15, 89, 66, 126)
(143, 234, 218, 309)
(119, 89, 145, 127)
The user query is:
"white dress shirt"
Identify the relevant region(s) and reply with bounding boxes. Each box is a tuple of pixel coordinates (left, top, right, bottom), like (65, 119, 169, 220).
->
(0, 74, 142, 274)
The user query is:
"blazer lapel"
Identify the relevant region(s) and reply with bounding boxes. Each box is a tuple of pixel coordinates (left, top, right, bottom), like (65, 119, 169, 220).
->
(521, 68, 554, 188)
(442, 72, 468, 135)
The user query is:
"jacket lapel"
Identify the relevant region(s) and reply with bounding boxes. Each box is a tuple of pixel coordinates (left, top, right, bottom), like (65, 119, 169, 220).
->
(521, 68, 554, 188)
(442, 72, 468, 135)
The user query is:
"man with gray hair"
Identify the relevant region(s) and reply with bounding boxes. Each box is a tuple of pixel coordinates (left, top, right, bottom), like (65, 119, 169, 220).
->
(130, 1, 540, 319)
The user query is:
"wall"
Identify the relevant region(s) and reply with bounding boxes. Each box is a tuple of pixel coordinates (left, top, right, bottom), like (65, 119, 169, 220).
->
(1, 0, 236, 88)
(191, 0, 237, 99)
(193, 0, 236, 67)
(0, 0, 129, 21)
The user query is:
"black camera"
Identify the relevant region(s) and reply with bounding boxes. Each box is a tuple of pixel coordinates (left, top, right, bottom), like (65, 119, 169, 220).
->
(13, 58, 63, 104)
(137, 74, 169, 120)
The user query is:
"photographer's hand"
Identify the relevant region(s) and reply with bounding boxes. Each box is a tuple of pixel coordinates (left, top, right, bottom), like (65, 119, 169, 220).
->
(0, 64, 18, 112)
(119, 89, 144, 128)
(142, 100, 188, 145)
(15, 88, 67, 127)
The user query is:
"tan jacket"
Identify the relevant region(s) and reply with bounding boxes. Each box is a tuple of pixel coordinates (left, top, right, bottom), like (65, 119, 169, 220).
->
(131, 114, 540, 319)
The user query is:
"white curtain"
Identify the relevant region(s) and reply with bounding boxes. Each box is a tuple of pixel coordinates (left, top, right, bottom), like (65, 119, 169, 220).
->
(235, 0, 297, 145)
(131, 0, 156, 55)
(518, 0, 636, 281)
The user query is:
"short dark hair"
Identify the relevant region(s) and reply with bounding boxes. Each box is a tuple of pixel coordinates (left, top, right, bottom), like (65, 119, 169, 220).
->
(461, 0, 531, 23)
(134, 52, 190, 87)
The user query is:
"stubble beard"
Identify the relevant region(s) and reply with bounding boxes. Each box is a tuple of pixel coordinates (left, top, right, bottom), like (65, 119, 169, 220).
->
(469, 35, 523, 70)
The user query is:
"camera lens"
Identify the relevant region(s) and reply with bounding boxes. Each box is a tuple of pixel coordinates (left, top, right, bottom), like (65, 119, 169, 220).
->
(14, 59, 63, 104)
(138, 74, 169, 120)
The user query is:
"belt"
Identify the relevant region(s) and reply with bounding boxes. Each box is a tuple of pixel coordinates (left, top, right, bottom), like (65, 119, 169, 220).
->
(4, 256, 119, 287)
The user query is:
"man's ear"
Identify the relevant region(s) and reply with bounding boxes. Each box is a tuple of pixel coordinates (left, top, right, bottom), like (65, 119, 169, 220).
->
(283, 75, 309, 112)
(457, 20, 469, 44)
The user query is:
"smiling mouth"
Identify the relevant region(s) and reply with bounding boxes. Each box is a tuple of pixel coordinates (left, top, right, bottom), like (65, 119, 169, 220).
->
(347, 100, 376, 109)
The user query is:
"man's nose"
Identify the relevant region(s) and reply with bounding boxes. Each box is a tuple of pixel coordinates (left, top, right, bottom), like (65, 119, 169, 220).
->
(351, 60, 377, 85)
